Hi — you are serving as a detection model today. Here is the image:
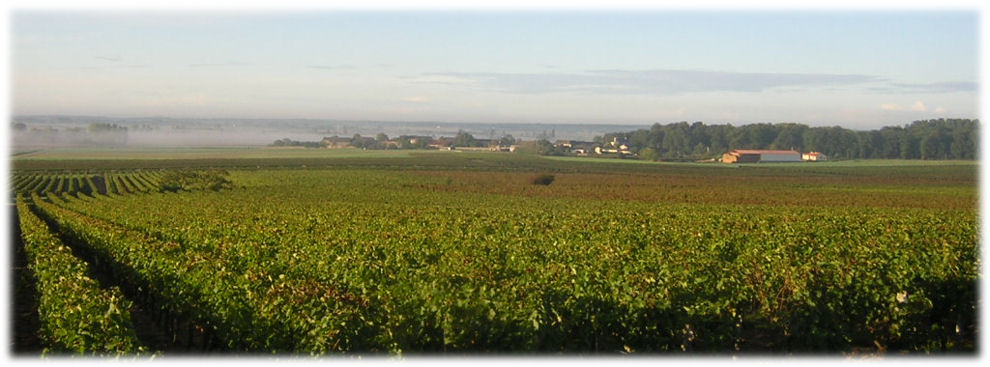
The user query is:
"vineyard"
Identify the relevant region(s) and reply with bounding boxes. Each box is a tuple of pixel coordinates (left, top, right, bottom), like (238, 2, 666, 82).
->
(9, 152, 979, 356)
(11, 170, 165, 196)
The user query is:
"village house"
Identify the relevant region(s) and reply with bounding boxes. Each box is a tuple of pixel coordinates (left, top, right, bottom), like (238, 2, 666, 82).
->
(553, 140, 597, 155)
(593, 137, 635, 156)
(321, 136, 352, 149)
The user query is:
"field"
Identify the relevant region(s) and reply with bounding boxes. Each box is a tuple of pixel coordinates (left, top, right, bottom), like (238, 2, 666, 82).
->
(9, 149, 979, 356)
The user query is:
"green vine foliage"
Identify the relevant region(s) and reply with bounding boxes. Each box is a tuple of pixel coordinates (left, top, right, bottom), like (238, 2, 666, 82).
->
(17, 163, 978, 355)
(17, 195, 145, 356)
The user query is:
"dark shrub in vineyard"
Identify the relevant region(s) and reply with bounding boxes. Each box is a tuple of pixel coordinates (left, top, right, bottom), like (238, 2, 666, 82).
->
(159, 169, 233, 192)
(530, 174, 555, 186)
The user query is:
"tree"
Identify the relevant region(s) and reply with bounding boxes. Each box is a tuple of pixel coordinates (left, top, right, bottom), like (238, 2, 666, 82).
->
(536, 139, 560, 156)
(856, 131, 882, 159)
(497, 134, 516, 146)
(628, 129, 652, 153)
(949, 129, 976, 160)
(900, 135, 920, 159)
(454, 130, 476, 147)
(692, 143, 708, 158)
(919, 128, 949, 160)
(728, 127, 752, 150)
(879, 127, 903, 159)
(746, 123, 778, 149)
(661, 123, 690, 158)
(771, 124, 806, 151)
(639, 147, 660, 161)
(351, 134, 372, 149)
(708, 125, 729, 155)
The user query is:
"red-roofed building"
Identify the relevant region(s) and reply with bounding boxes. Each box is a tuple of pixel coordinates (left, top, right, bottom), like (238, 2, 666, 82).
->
(722, 149, 802, 163)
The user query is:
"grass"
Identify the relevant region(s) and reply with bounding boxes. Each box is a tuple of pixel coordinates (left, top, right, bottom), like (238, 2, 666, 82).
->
(541, 155, 664, 165)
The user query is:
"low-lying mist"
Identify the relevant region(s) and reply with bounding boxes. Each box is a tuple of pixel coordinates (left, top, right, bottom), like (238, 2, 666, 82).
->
(9, 116, 646, 150)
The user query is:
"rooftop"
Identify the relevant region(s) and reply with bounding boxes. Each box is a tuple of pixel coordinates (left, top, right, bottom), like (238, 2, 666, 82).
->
(731, 149, 800, 155)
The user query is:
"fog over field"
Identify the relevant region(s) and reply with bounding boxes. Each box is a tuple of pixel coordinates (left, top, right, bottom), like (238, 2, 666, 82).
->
(9, 115, 644, 150)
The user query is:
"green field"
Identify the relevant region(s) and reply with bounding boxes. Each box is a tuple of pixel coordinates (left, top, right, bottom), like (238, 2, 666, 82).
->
(10, 148, 978, 356)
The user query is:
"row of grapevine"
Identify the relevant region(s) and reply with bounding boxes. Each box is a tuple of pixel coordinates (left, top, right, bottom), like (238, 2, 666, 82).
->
(35, 192, 379, 353)
(11, 171, 163, 197)
(40, 169, 978, 354)
(16, 195, 145, 355)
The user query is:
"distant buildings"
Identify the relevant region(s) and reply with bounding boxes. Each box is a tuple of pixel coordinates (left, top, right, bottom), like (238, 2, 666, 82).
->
(553, 140, 597, 156)
(318, 133, 825, 164)
(553, 137, 636, 157)
(320, 136, 353, 149)
(720, 149, 829, 163)
(319, 135, 515, 152)
(721, 149, 802, 163)
(428, 137, 454, 150)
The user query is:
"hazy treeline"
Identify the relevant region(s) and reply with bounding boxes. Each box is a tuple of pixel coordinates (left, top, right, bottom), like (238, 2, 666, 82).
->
(275, 130, 520, 150)
(12, 122, 129, 147)
(602, 118, 979, 161)
(269, 138, 324, 148)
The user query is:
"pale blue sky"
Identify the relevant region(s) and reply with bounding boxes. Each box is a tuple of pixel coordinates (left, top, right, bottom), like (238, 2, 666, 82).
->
(11, 11, 979, 129)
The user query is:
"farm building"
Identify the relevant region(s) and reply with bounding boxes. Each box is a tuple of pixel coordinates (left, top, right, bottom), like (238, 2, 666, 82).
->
(428, 137, 454, 150)
(722, 149, 802, 163)
(802, 152, 827, 161)
(321, 136, 353, 149)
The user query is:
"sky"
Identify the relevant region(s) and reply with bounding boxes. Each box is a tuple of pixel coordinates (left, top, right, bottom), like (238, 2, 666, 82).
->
(9, 9, 980, 129)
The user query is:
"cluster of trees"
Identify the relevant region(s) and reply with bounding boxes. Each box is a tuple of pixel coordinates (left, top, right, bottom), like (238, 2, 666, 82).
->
(452, 130, 517, 148)
(270, 138, 323, 148)
(536, 139, 566, 156)
(600, 119, 978, 161)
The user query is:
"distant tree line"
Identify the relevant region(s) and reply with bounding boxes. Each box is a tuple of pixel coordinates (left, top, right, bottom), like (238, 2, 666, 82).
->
(452, 130, 517, 148)
(11, 122, 129, 147)
(270, 138, 324, 148)
(86, 122, 128, 133)
(600, 119, 978, 161)
(344, 130, 517, 150)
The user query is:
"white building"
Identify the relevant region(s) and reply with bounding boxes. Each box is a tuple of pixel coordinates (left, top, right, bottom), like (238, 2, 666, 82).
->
(802, 152, 827, 161)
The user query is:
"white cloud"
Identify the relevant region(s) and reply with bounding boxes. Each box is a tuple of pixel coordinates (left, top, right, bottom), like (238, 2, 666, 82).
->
(880, 101, 932, 112)
(935, 106, 946, 113)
